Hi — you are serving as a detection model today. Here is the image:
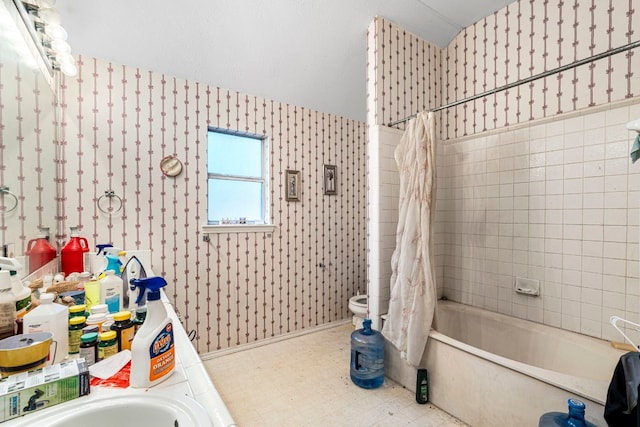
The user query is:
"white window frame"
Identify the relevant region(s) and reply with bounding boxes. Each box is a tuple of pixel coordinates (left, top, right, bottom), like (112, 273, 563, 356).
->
(202, 128, 274, 234)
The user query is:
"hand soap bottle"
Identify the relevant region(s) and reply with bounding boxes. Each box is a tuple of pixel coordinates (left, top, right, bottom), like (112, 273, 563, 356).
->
(129, 276, 175, 388)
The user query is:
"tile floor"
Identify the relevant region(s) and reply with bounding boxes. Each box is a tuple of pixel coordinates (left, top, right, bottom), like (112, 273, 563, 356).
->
(202, 322, 466, 426)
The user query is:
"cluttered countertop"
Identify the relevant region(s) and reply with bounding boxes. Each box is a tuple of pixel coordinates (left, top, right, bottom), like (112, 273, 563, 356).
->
(0, 250, 236, 427)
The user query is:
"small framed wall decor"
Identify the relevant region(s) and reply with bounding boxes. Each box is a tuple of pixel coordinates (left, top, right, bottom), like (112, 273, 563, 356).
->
(286, 169, 301, 201)
(323, 164, 337, 195)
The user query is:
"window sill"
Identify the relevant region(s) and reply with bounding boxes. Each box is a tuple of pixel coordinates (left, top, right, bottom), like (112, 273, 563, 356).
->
(202, 224, 276, 234)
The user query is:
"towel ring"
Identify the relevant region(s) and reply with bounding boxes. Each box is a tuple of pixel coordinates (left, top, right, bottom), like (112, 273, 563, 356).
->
(97, 190, 123, 214)
(0, 186, 18, 215)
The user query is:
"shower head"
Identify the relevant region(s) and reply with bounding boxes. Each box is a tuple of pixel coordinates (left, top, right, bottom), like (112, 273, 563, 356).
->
(626, 118, 640, 132)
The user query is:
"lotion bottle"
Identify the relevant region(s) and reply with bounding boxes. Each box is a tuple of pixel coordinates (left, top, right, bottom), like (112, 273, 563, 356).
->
(129, 276, 175, 388)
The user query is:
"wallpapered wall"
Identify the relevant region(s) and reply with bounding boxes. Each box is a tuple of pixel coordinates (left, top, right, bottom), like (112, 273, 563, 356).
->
(54, 56, 368, 352)
(368, 0, 640, 341)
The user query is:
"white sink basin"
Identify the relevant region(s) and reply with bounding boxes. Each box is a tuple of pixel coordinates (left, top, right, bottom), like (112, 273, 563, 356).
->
(9, 391, 213, 427)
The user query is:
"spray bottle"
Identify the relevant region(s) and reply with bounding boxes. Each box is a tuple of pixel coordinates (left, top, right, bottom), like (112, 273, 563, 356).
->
(0, 257, 31, 317)
(129, 276, 175, 388)
(92, 243, 114, 274)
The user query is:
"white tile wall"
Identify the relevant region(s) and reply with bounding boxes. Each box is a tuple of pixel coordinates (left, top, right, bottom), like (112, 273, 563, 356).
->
(437, 100, 640, 343)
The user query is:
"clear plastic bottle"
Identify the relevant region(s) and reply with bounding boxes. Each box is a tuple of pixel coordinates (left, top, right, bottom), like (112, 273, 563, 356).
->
(538, 399, 597, 427)
(350, 318, 384, 389)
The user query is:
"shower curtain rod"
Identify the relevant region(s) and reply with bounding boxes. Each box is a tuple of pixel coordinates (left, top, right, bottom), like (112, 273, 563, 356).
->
(386, 39, 640, 127)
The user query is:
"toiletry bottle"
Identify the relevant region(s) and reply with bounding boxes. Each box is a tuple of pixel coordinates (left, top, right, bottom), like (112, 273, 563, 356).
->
(99, 270, 123, 313)
(539, 398, 596, 427)
(416, 368, 428, 404)
(60, 226, 89, 275)
(23, 292, 69, 364)
(25, 228, 57, 273)
(130, 276, 175, 388)
(0, 271, 17, 339)
(84, 279, 100, 312)
(0, 257, 31, 317)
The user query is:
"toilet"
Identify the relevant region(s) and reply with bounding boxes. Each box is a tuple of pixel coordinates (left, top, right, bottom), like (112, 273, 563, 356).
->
(348, 294, 367, 329)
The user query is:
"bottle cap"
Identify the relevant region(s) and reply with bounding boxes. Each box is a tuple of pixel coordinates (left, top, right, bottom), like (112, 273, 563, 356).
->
(99, 330, 117, 341)
(80, 332, 98, 343)
(69, 316, 86, 326)
(69, 304, 87, 314)
(91, 304, 108, 315)
(113, 311, 131, 322)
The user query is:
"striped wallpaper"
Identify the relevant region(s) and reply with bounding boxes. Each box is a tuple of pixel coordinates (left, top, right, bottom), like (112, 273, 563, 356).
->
(54, 56, 369, 352)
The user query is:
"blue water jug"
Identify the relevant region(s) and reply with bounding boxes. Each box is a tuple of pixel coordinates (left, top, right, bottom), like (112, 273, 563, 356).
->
(538, 399, 597, 427)
(350, 318, 384, 389)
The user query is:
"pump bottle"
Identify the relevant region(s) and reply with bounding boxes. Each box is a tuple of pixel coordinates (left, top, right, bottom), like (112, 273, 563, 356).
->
(129, 276, 175, 388)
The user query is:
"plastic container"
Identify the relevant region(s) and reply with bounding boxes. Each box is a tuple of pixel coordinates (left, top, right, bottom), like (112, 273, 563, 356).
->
(85, 313, 106, 334)
(98, 330, 118, 360)
(99, 270, 123, 313)
(22, 293, 68, 364)
(68, 316, 86, 354)
(111, 311, 135, 351)
(25, 233, 57, 274)
(79, 332, 98, 366)
(130, 276, 175, 388)
(539, 399, 597, 427)
(0, 257, 31, 318)
(350, 318, 384, 389)
(0, 271, 16, 340)
(416, 368, 428, 404)
(60, 227, 89, 275)
(84, 280, 100, 312)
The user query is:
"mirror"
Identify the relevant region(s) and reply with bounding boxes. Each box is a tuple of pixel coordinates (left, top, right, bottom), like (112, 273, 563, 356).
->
(0, 0, 58, 276)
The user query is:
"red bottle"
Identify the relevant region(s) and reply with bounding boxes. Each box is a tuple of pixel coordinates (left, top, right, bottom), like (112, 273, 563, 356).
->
(60, 227, 89, 275)
(25, 230, 57, 274)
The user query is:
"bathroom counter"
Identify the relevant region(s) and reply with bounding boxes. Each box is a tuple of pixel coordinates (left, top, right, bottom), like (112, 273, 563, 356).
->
(2, 292, 236, 427)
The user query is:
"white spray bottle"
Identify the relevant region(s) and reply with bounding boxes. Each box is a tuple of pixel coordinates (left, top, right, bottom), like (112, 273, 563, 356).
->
(129, 276, 175, 388)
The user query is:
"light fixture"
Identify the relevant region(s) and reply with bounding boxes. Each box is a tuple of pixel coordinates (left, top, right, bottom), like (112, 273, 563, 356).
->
(13, 0, 77, 77)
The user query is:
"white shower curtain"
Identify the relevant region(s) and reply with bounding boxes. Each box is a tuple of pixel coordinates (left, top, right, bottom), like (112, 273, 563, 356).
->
(381, 111, 437, 367)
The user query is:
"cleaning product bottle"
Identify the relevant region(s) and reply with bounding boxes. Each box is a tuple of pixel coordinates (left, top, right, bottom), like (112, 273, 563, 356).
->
(130, 276, 175, 388)
(104, 253, 123, 276)
(539, 398, 597, 427)
(25, 228, 57, 274)
(60, 226, 89, 275)
(0, 271, 17, 339)
(92, 243, 114, 274)
(84, 279, 100, 312)
(22, 292, 68, 364)
(99, 269, 123, 313)
(0, 257, 31, 317)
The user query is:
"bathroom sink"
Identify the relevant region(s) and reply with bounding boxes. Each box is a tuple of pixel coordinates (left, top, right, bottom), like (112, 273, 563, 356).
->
(9, 391, 213, 427)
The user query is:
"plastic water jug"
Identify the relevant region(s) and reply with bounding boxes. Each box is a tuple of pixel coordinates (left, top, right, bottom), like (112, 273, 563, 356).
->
(60, 227, 89, 275)
(538, 399, 597, 427)
(350, 318, 384, 389)
(25, 235, 57, 274)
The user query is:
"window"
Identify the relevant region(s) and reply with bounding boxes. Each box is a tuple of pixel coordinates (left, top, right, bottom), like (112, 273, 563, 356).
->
(207, 129, 268, 225)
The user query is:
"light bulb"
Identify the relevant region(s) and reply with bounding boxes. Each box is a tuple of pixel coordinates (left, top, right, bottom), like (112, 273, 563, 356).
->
(60, 61, 77, 77)
(37, 8, 61, 25)
(51, 39, 71, 54)
(44, 23, 67, 41)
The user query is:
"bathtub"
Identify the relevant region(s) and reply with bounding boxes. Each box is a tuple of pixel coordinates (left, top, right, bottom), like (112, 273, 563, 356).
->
(384, 300, 626, 426)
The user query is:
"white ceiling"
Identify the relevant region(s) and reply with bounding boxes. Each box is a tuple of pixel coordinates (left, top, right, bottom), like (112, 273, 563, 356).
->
(56, 0, 516, 122)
